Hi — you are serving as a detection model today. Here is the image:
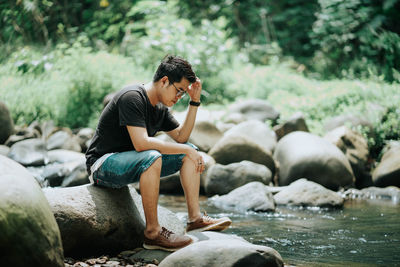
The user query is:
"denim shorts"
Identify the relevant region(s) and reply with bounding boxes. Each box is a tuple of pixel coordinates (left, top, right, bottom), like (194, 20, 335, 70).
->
(92, 143, 197, 188)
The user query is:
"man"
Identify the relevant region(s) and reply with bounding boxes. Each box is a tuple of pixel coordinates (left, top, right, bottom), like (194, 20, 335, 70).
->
(85, 55, 231, 251)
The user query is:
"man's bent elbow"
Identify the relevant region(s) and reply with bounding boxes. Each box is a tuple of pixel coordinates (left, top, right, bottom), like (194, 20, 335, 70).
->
(176, 136, 189, 144)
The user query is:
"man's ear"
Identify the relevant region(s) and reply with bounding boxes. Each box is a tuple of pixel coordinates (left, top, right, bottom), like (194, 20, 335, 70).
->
(160, 76, 169, 87)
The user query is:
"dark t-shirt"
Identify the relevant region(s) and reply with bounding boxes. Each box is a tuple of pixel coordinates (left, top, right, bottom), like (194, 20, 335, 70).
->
(85, 84, 179, 174)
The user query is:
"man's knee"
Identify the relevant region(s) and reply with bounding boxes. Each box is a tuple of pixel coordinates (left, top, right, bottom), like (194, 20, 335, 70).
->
(148, 152, 162, 171)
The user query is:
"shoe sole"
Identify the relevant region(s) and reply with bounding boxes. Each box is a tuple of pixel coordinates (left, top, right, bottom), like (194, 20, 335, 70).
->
(143, 240, 192, 252)
(186, 218, 232, 233)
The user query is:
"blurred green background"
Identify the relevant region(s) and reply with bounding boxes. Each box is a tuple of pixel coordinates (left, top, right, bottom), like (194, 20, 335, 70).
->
(0, 0, 399, 158)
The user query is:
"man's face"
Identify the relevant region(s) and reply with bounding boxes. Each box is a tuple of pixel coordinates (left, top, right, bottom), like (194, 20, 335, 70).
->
(163, 77, 190, 107)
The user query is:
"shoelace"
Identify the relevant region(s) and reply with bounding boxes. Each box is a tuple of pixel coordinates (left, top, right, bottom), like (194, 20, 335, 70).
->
(202, 211, 212, 222)
(160, 227, 173, 238)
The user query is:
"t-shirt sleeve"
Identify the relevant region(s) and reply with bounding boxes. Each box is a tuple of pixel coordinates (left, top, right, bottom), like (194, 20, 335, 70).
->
(161, 108, 180, 132)
(118, 91, 146, 127)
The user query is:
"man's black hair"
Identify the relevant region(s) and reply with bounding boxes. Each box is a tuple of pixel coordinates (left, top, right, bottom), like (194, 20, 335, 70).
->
(153, 55, 196, 84)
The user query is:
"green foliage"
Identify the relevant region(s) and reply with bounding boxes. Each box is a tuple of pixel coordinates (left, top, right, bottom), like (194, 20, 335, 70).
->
(0, 0, 138, 47)
(364, 106, 400, 159)
(0, 41, 151, 128)
(310, 0, 400, 82)
(177, 0, 319, 63)
(121, 0, 237, 106)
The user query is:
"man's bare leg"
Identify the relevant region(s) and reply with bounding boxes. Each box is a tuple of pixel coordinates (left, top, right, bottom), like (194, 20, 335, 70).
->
(140, 157, 162, 239)
(180, 156, 202, 222)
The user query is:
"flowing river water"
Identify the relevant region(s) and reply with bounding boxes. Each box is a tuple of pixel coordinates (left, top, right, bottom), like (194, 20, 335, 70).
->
(158, 195, 400, 267)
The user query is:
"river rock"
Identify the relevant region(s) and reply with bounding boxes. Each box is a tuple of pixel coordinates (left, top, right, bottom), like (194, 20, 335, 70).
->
(173, 109, 225, 125)
(8, 138, 48, 166)
(205, 161, 272, 196)
(189, 121, 223, 152)
(47, 149, 86, 163)
(341, 186, 400, 203)
(361, 186, 400, 202)
(229, 99, 280, 123)
(26, 165, 50, 187)
(0, 144, 10, 156)
(60, 160, 89, 187)
(159, 172, 182, 194)
(5, 125, 41, 147)
(0, 101, 14, 144)
(47, 130, 82, 152)
(77, 127, 95, 152)
(40, 120, 57, 139)
(274, 131, 355, 190)
(274, 179, 344, 207)
(130, 232, 246, 264)
(209, 134, 275, 175)
(43, 184, 184, 257)
(159, 236, 283, 267)
(0, 155, 64, 266)
(223, 112, 247, 124)
(324, 126, 371, 188)
(273, 112, 309, 140)
(215, 121, 236, 133)
(372, 144, 400, 187)
(210, 181, 275, 212)
(324, 114, 373, 133)
(199, 152, 216, 192)
(224, 120, 277, 152)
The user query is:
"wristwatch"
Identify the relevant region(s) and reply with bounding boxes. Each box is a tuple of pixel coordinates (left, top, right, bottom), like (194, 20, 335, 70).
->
(189, 100, 201, 106)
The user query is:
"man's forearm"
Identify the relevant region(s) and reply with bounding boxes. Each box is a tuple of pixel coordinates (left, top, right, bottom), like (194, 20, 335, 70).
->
(139, 136, 192, 155)
(175, 105, 199, 143)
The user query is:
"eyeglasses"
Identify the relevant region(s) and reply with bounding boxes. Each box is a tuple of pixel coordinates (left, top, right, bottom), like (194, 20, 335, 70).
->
(171, 83, 186, 98)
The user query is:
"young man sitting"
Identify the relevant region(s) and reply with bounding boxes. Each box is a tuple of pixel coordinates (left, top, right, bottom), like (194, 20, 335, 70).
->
(85, 55, 231, 251)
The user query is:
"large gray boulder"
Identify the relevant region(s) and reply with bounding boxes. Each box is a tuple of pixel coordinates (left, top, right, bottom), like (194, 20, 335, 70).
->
(229, 99, 280, 123)
(274, 179, 344, 207)
(43, 184, 184, 257)
(210, 181, 276, 212)
(0, 145, 10, 156)
(0, 155, 64, 266)
(324, 126, 371, 188)
(0, 101, 14, 144)
(129, 232, 246, 264)
(209, 134, 275, 175)
(274, 131, 355, 190)
(159, 232, 283, 267)
(8, 138, 48, 166)
(205, 161, 272, 196)
(224, 120, 277, 152)
(372, 143, 400, 187)
(189, 121, 223, 152)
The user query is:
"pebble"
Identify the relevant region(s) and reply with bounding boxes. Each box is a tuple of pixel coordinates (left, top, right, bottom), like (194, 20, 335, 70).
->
(64, 253, 157, 267)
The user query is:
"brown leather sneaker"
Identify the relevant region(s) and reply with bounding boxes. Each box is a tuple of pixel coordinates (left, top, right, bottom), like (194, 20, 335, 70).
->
(186, 212, 232, 232)
(143, 227, 193, 252)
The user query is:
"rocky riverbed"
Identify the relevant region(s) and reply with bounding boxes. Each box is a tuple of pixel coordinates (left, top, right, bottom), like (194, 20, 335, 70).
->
(1, 98, 399, 266)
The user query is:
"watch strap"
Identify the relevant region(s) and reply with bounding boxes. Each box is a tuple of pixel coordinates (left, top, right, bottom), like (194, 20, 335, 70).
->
(189, 100, 201, 106)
